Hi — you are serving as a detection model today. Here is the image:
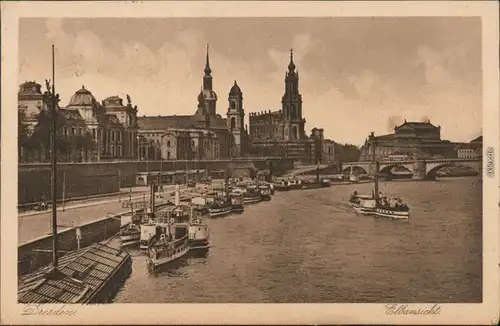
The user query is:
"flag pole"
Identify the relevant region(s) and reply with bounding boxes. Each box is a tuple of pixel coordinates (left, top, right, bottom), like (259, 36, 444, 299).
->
(51, 44, 59, 267)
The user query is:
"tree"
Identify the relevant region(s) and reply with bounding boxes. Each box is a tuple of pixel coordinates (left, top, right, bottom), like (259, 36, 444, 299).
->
(341, 144, 361, 162)
(18, 109, 31, 162)
(75, 131, 96, 162)
(26, 81, 67, 162)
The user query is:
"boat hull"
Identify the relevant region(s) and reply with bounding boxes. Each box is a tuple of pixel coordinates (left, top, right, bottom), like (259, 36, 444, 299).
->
(209, 206, 232, 218)
(231, 205, 244, 213)
(244, 197, 262, 204)
(120, 234, 140, 247)
(188, 238, 210, 250)
(374, 208, 410, 219)
(353, 205, 375, 215)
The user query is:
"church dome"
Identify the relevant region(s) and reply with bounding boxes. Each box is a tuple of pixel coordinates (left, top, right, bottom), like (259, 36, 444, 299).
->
(202, 89, 217, 100)
(229, 81, 242, 96)
(197, 90, 205, 102)
(68, 86, 96, 106)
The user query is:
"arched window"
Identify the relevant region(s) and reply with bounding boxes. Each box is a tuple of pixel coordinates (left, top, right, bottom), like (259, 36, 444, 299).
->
(230, 101, 236, 111)
(230, 117, 236, 130)
(291, 125, 298, 140)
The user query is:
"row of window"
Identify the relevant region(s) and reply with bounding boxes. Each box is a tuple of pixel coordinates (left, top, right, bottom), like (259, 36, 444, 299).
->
(62, 126, 85, 136)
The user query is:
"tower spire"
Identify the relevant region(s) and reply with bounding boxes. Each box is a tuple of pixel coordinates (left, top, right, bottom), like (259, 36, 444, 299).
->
(288, 48, 296, 71)
(204, 44, 211, 76)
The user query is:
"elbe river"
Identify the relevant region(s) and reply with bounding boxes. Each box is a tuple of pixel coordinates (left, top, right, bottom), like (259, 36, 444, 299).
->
(113, 177, 482, 303)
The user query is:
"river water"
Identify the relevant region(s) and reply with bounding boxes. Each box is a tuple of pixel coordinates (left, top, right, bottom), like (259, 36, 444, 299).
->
(113, 177, 482, 303)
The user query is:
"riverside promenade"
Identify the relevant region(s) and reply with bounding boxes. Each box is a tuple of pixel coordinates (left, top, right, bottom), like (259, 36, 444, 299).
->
(18, 184, 188, 245)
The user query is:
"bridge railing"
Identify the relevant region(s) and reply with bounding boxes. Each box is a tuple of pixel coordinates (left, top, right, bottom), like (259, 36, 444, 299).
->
(342, 158, 482, 165)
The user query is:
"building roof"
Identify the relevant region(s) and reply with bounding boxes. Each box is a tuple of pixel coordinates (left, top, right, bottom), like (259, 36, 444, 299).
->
(471, 135, 482, 143)
(103, 96, 124, 108)
(396, 121, 439, 130)
(68, 86, 97, 107)
(19, 81, 44, 100)
(229, 81, 242, 96)
(18, 243, 130, 304)
(58, 108, 85, 121)
(373, 133, 396, 141)
(138, 115, 198, 130)
(138, 114, 228, 132)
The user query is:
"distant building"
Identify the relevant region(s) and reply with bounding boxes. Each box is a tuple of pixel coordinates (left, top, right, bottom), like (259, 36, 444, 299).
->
(456, 135, 482, 159)
(137, 45, 248, 160)
(64, 87, 139, 160)
(359, 119, 457, 161)
(310, 127, 324, 164)
(249, 49, 316, 163)
(322, 139, 336, 165)
(18, 81, 44, 133)
(18, 82, 139, 162)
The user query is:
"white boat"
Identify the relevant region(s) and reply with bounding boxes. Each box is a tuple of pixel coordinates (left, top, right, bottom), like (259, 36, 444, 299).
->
(243, 186, 262, 204)
(139, 222, 157, 250)
(349, 165, 360, 183)
(120, 223, 141, 247)
(349, 144, 410, 220)
(230, 191, 245, 213)
(188, 217, 210, 250)
(147, 224, 190, 269)
(375, 196, 410, 219)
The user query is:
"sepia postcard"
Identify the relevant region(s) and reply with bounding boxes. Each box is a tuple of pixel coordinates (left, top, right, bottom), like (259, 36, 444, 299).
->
(1, 1, 499, 325)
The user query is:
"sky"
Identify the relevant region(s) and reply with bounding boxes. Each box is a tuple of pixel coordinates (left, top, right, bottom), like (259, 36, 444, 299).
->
(19, 17, 482, 146)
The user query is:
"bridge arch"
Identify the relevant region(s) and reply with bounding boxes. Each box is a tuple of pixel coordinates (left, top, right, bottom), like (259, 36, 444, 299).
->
(426, 162, 481, 177)
(379, 164, 413, 176)
(341, 165, 369, 175)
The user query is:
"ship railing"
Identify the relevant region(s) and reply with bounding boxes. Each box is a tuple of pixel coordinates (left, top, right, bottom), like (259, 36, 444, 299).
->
(173, 234, 189, 249)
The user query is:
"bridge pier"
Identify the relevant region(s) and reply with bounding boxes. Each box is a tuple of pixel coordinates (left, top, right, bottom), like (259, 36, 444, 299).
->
(412, 161, 426, 181)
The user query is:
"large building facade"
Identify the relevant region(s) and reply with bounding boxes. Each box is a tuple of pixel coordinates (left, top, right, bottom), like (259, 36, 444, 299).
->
(249, 50, 316, 163)
(455, 135, 482, 159)
(359, 120, 457, 161)
(137, 45, 248, 161)
(18, 81, 139, 162)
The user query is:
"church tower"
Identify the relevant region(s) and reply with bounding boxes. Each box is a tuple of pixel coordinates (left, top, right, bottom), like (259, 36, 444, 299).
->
(281, 49, 305, 141)
(227, 80, 245, 157)
(196, 44, 218, 116)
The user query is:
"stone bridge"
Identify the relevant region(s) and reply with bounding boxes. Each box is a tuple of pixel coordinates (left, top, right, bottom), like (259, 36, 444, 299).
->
(341, 158, 482, 181)
(285, 164, 329, 177)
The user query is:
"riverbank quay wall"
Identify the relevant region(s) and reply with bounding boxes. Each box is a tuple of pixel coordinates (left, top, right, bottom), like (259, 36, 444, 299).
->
(18, 216, 122, 276)
(19, 163, 120, 205)
(19, 158, 294, 203)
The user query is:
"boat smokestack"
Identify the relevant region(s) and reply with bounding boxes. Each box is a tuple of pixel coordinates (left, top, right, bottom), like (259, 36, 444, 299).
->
(175, 183, 180, 206)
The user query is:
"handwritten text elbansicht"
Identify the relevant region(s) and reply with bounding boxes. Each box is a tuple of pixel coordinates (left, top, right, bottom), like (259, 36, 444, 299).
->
(385, 304, 442, 316)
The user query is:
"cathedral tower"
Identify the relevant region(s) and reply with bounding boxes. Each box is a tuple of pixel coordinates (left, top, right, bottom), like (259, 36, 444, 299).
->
(281, 49, 305, 141)
(227, 80, 245, 157)
(196, 44, 218, 116)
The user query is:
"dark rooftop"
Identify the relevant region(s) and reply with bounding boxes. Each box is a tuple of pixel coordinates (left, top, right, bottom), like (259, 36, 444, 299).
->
(59, 108, 84, 121)
(18, 243, 130, 304)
